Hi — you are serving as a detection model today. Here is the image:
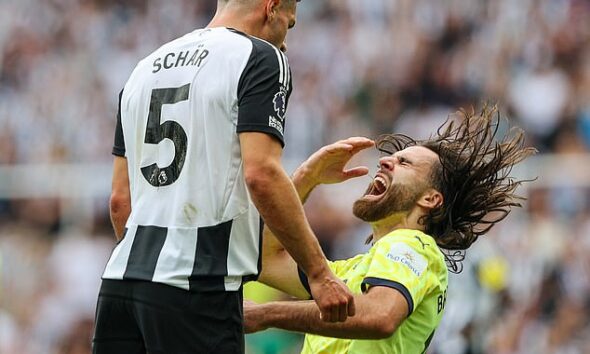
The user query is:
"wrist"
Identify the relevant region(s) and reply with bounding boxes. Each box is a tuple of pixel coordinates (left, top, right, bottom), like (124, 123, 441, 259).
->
(292, 165, 319, 202)
(292, 164, 318, 190)
(305, 261, 331, 282)
(259, 303, 279, 328)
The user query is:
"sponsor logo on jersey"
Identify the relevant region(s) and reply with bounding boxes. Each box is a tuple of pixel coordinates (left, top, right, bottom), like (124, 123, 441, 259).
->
(386, 243, 427, 277)
(414, 235, 430, 249)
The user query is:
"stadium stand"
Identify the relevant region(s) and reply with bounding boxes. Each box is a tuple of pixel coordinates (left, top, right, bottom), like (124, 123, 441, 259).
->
(1, 0, 589, 353)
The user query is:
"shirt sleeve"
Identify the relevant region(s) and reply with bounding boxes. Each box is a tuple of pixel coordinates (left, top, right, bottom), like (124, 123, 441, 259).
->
(112, 89, 126, 157)
(236, 38, 293, 147)
(361, 238, 433, 315)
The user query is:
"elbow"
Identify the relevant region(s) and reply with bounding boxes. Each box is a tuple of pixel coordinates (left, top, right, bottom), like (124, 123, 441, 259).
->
(370, 316, 397, 339)
(110, 191, 130, 217)
(243, 163, 277, 196)
(244, 172, 264, 194)
(370, 320, 397, 339)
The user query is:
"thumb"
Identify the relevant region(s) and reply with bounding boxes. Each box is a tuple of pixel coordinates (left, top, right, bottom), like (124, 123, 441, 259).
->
(343, 167, 369, 179)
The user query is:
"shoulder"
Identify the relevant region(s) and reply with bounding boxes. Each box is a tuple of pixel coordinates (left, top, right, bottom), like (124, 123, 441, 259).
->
(228, 29, 286, 62)
(142, 28, 258, 66)
(206, 29, 289, 83)
(228, 30, 290, 87)
(329, 254, 364, 275)
(378, 230, 439, 255)
(235, 31, 291, 96)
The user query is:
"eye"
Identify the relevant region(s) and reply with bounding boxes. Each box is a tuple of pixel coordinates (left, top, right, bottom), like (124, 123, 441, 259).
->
(398, 156, 411, 165)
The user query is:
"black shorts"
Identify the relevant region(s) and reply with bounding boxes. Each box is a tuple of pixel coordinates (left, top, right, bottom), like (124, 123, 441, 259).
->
(93, 279, 244, 354)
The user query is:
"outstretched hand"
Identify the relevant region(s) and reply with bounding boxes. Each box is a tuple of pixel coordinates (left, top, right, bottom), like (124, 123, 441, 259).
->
(296, 137, 374, 186)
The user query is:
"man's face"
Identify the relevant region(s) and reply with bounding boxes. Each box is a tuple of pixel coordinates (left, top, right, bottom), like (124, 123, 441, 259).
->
(353, 146, 439, 222)
(263, 0, 297, 50)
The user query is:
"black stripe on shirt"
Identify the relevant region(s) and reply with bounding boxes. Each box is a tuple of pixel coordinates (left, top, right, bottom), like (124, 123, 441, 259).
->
(189, 220, 233, 291)
(112, 89, 126, 157)
(123, 225, 168, 280)
(362, 277, 414, 315)
(297, 267, 312, 299)
(234, 33, 290, 147)
(244, 217, 265, 283)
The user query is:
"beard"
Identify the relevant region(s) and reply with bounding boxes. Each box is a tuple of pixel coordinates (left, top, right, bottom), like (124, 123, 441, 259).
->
(352, 181, 425, 222)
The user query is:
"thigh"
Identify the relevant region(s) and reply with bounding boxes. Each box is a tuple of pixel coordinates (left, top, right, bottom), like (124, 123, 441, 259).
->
(93, 280, 146, 354)
(200, 290, 244, 354)
(132, 282, 244, 354)
(192, 289, 244, 353)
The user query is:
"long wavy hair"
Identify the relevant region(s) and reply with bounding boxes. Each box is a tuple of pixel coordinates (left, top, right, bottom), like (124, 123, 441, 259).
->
(376, 104, 536, 272)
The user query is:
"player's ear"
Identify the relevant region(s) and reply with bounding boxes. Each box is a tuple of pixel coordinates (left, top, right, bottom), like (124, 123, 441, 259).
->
(417, 189, 443, 210)
(264, 0, 280, 21)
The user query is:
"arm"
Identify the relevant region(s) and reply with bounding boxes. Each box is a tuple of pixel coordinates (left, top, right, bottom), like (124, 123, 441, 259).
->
(241, 132, 355, 321)
(257, 137, 374, 299)
(110, 156, 131, 241)
(236, 38, 367, 321)
(291, 137, 374, 202)
(244, 285, 409, 339)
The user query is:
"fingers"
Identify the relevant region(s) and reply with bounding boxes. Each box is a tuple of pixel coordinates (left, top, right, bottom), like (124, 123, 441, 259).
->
(340, 289, 355, 321)
(324, 143, 354, 154)
(338, 136, 373, 144)
(331, 304, 341, 323)
(319, 299, 343, 323)
(316, 279, 356, 323)
(347, 294, 356, 317)
(337, 137, 375, 151)
(343, 166, 370, 179)
(337, 303, 347, 322)
(309, 269, 356, 322)
(323, 137, 374, 156)
(319, 307, 330, 322)
(321, 294, 353, 322)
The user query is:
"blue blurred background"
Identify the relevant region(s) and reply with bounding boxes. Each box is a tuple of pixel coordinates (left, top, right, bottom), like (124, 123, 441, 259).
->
(1, 0, 589, 353)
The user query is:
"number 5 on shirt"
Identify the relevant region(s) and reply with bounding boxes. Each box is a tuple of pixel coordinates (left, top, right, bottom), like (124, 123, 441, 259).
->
(141, 84, 190, 187)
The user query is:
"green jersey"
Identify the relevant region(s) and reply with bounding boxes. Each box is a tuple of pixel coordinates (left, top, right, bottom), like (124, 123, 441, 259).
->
(300, 229, 448, 354)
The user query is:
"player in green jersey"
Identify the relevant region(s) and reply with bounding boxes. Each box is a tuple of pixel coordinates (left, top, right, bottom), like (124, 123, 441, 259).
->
(244, 105, 536, 353)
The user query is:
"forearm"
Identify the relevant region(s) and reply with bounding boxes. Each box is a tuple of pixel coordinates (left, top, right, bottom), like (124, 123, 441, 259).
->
(110, 156, 131, 242)
(256, 166, 319, 298)
(110, 204, 130, 241)
(249, 162, 327, 278)
(263, 164, 319, 256)
(258, 153, 346, 295)
(258, 299, 389, 339)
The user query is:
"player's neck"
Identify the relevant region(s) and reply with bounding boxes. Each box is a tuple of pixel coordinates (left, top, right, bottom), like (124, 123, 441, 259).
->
(207, 7, 263, 38)
(370, 210, 425, 242)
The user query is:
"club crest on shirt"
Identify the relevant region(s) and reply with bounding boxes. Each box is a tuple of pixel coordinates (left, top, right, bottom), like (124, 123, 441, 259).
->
(386, 242, 427, 277)
(273, 86, 287, 121)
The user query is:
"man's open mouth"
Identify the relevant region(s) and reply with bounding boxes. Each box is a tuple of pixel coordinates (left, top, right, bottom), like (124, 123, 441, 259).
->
(367, 174, 388, 197)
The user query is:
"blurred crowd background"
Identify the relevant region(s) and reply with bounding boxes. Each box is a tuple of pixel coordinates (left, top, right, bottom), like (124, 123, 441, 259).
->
(1, 0, 589, 353)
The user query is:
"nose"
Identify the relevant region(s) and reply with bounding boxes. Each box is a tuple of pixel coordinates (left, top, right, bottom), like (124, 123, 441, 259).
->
(379, 156, 395, 171)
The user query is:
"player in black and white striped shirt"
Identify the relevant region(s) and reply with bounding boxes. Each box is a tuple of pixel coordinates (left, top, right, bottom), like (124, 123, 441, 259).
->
(93, 1, 355, 353)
